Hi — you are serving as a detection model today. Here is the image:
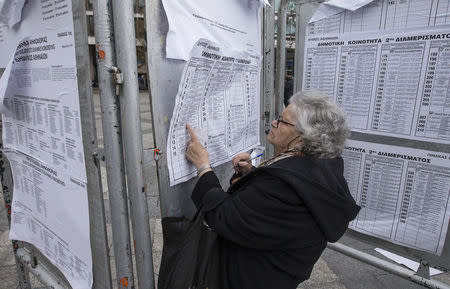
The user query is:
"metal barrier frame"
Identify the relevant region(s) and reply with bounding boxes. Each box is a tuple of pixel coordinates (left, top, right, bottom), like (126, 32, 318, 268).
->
(92, 0, 136, 288)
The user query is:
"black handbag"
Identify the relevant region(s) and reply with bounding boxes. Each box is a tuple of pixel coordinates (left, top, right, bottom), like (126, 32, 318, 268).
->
(158, 206, 221, 289)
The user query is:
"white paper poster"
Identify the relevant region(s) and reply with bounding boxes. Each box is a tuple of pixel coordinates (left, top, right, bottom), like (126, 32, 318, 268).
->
(4, 150, 92, 289)
(0, 0, 86, 181)
(303, 29, 450, 144)
(307, 0, 450, 36)
(162, 0, 262, 61)
(309, 0, 375, 23)
(375, 248, 443, 275)
(343, 140, 450, 255)
(167, 39, 261, 186)
(0, 1, 91, 287)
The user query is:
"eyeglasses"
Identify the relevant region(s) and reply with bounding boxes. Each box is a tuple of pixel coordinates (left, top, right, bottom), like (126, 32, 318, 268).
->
(274, 116, 295, 128)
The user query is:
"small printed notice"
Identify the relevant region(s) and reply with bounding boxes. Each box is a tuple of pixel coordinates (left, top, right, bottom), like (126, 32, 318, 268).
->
(5, 150, 92, 289)
(343, 140, 450, 255)
(167, 39, 261, 186)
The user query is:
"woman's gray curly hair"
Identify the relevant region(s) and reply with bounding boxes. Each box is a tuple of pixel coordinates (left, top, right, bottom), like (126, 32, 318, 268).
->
(288, 90, 349, 158)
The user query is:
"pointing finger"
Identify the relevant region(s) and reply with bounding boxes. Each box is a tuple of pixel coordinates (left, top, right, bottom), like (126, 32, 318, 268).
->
(186, 124, 198, 141)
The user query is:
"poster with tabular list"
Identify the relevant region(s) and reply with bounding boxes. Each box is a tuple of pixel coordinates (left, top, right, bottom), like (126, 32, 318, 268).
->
(167, 39, 261, 186)
(303, 29, 450, 144)
(0, 1, 92, 288)
(343, 140, 450, 255)
(304, 0, 450, 144)
(4, 150, 92, 289)
(0, 0, 86, 181)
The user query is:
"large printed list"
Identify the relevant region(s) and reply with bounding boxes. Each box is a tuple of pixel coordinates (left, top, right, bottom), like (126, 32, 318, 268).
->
(304, 30, 450, 143)
(0, 1, 92, 288)
(304, 0, 450, 144)
(0, 1, 86, 181)
(167, 40, 261, 186)
(4, 150, 92, 284)
(343, 140, 450, 255)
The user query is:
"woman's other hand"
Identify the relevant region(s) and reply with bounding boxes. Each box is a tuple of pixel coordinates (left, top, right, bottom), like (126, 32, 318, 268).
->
(232, 152, 253, 175)
(185, 124, 210, 169)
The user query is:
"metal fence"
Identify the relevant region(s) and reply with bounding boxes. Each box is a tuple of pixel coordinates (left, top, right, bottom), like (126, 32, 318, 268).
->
(1, 0, 449, 289)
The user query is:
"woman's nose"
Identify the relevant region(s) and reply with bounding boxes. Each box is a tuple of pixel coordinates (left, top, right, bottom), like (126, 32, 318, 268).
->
(270, 119, 277, 128)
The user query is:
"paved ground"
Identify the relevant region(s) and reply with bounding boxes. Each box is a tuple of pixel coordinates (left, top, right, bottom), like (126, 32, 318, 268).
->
(1, 91, 449, 289)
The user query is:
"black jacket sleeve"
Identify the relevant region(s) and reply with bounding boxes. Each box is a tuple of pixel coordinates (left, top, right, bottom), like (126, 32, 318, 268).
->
(191, 171, 223, 210)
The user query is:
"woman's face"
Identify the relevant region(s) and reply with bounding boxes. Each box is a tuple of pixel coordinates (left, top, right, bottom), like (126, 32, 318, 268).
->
(268, 105, 301, 154)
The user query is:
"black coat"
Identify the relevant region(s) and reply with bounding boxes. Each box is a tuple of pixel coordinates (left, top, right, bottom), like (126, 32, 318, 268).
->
(192, 155, 360, 289)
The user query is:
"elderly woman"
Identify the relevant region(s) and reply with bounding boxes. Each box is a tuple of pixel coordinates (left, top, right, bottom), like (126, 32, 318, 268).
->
(185, 90, 360, 289)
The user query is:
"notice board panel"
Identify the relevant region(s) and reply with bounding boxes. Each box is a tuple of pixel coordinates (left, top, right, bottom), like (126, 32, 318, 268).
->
(295, 0, 450, 270)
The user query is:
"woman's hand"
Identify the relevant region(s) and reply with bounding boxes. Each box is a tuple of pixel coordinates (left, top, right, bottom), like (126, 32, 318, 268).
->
(185, 124, 210, 170)
(232, 152, 253, 175)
